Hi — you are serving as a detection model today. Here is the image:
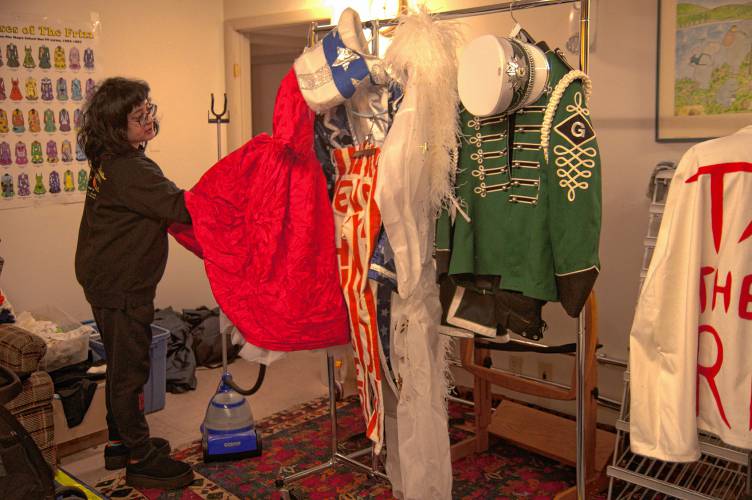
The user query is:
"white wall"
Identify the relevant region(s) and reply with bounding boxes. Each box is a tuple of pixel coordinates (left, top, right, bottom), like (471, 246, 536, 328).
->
(225, 0, 330, 20)
(1, 0, 225, 320)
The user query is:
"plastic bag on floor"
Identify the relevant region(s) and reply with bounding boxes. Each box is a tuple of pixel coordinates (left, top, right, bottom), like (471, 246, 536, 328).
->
(15, 307, 92, 372)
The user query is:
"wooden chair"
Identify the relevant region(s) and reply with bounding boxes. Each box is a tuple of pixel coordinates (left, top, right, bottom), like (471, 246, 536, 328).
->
(451, 293, 615, 499)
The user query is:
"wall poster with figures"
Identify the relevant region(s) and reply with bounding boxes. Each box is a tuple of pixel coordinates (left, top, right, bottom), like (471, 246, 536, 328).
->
(657, 0, 752, 141)
(0, 12, 100, 209)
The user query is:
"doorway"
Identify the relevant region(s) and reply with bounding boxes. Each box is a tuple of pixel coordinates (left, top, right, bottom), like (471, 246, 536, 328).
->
(249, 23, 310, 136)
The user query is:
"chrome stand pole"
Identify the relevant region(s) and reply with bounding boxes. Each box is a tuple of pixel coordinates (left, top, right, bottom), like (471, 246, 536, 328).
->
(276, 352, 389, 497)
(576, 2, 591, 498)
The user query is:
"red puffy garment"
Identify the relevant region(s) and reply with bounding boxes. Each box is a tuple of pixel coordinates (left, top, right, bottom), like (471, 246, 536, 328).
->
(170, 68, 349, 351)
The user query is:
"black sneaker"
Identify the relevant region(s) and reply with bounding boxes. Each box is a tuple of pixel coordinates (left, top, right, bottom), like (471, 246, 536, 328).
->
(104, 437, 171, 470)
(125, 448, 194, 490)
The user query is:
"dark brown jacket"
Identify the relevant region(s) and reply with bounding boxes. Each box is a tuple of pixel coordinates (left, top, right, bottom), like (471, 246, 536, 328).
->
(75, 149, 191, 308)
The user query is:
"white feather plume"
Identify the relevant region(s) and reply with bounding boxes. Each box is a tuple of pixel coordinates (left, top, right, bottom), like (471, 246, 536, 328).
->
(384, 6, 465, 213)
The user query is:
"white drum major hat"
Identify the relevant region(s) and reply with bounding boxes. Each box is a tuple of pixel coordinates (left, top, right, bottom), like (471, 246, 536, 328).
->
(458, 35, 550, 117)
(294, 8, 386, 113)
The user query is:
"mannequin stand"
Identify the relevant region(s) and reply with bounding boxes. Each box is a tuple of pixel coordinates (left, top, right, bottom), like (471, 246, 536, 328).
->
(276, 353, 389, 499)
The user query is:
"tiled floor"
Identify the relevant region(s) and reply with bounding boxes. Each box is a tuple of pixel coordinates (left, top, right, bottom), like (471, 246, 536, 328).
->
(60, 350, 334, 485)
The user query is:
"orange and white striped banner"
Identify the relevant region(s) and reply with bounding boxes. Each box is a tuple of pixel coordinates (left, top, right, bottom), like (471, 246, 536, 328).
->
(331, 146, 384, 452)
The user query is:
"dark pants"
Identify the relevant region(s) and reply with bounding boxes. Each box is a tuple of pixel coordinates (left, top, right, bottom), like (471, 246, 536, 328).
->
(91, 302, 155, 459)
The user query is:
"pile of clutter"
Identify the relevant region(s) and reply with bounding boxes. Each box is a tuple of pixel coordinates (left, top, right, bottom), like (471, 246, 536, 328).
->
(154, 306, 240, 394)
(14, 308, 93, 373)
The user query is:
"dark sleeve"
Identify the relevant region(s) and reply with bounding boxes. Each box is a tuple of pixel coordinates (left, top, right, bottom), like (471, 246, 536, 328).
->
(112, 156, 192, 224)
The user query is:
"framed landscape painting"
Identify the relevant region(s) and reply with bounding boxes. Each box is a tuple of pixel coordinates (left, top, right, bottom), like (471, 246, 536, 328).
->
(657, 0, 752, 142)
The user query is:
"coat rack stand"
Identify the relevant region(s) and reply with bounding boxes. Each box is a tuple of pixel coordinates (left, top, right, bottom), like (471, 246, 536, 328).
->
(279, 1, 598, 498)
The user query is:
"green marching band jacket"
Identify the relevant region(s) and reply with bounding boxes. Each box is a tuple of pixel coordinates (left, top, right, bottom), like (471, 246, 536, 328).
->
(436, 44, 601, 342)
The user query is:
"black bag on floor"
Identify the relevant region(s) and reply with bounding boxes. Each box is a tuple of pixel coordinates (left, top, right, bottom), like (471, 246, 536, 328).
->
(183, 307, 240, 368)
(0, 366, 55, 499)
(0, 365, 87, 500)
(154, 308, 197, 394)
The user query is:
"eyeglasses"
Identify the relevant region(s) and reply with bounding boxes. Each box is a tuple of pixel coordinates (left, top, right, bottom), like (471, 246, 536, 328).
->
(130, 103, 157, 127)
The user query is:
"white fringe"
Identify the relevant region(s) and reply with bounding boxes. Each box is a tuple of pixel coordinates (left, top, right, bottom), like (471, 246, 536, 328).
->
(384, 5, 465, 214)
(439, 333, 454, 413)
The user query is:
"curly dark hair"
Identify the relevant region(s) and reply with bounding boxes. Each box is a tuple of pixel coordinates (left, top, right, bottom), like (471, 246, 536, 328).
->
(77, 77, 159, 168)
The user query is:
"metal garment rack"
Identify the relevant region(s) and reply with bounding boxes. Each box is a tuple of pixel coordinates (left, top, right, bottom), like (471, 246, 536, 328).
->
(278, 1, 593, 498)
(311, 0, 583, 31)
(608, 371, 751, 500)
(276, 353, 388, 499)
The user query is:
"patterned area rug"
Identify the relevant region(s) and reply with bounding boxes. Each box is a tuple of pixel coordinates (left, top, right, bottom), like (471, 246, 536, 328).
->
(94, 395, 579, 499)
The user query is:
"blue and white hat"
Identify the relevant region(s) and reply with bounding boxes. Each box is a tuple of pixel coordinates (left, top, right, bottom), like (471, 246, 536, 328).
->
(294, 8, 386, 113)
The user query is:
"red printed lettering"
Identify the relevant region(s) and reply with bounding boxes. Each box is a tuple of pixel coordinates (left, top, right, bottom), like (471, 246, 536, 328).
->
(333, 180, 352, 214)
(697, 325, 731, 429)
(698, 268, 752, 319)
(740, 274, 752, 321)
(686, 162, 752, 253)
(740, 220, 752, 244)
(700, 266, 715, 313)
(361, 182, 372, 202)
(335, 241, 350, 281)
(349, 180, 363, 212)
(712, 271, 732, 313)
(688, 163, 752, 433)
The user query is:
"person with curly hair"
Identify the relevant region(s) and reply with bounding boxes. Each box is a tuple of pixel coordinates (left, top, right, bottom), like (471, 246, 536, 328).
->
(74, 77, 194, 490)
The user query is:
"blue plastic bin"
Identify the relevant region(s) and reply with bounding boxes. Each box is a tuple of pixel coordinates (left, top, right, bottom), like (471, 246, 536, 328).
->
(87, 322, 170, 414)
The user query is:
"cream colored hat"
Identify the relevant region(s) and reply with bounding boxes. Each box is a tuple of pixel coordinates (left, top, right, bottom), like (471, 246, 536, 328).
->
(458, 35, 550, 117)
(294, 8, 386, 113)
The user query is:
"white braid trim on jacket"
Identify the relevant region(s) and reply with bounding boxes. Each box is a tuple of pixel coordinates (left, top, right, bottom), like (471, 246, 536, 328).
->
(540, 70, 593, 162)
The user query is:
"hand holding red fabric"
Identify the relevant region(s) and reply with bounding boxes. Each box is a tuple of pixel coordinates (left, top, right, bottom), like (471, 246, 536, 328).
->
(169, 69, 349, 351)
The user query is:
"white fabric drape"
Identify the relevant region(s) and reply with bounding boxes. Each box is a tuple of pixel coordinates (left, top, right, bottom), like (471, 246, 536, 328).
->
(630, 125, 752, 462)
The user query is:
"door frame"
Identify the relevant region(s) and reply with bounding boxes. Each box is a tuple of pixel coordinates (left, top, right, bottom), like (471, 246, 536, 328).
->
(223, 7, 331, 151)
